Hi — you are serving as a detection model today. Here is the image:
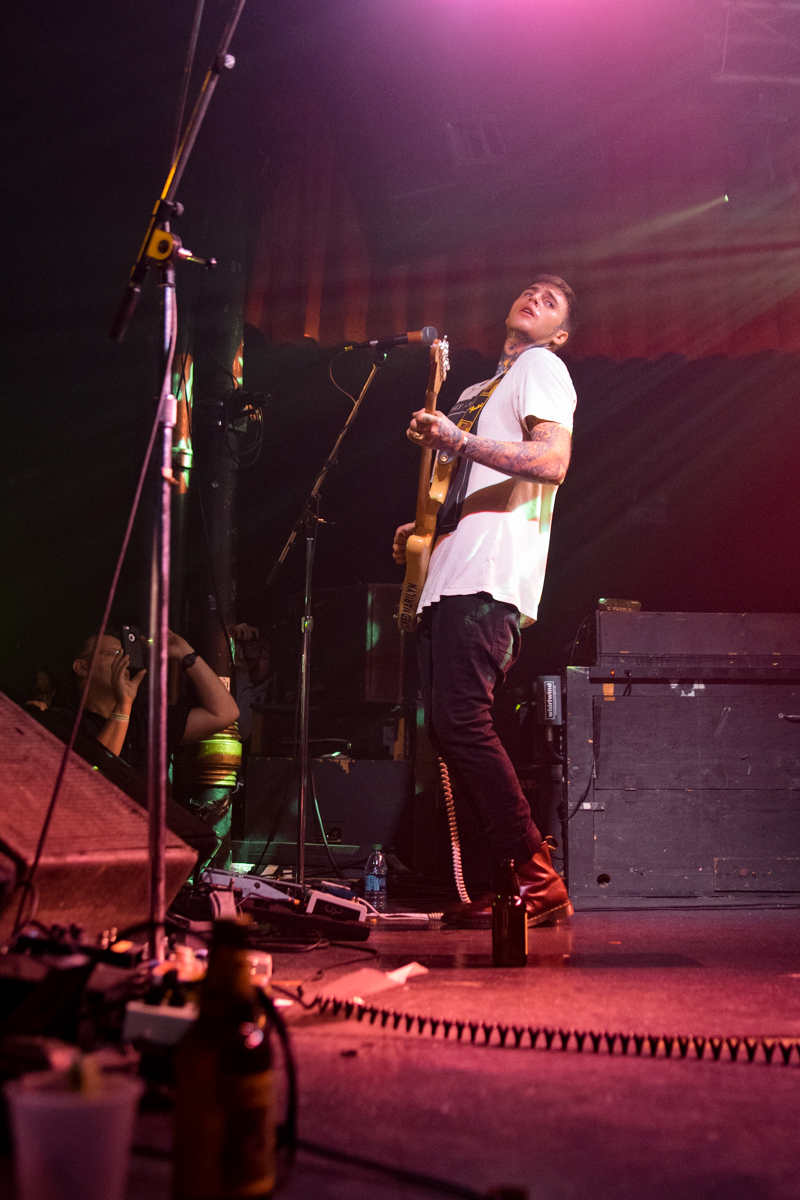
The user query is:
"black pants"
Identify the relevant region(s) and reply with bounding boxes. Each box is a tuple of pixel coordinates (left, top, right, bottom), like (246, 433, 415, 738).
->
(418, 593, 542, 868)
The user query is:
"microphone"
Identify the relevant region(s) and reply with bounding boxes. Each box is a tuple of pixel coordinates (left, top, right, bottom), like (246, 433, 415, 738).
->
(343, 326, 438, 350)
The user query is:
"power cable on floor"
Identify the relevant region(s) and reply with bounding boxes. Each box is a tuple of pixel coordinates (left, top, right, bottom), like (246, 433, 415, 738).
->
(131, 1138, 496, 1199)
(304, 944, 381, 982)
(297, 1139, 490, 1199)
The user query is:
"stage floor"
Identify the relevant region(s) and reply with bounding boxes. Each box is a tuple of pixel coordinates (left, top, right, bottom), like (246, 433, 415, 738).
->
(123, 905, 800, 1200)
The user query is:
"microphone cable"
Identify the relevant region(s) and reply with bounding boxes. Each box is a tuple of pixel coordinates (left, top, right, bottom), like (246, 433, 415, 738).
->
(9, 303, 176, 940)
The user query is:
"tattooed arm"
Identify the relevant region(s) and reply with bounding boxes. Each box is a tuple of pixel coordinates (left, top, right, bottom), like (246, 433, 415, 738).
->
(461, 416, 571, 484)
(407, 410, 571, 485)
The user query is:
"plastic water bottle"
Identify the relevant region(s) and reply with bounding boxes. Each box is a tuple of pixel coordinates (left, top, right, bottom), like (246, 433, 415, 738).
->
(365, 844, 388, 912)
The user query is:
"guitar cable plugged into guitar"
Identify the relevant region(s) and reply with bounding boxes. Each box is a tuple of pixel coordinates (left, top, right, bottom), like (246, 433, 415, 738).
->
(396, 340, 527, 914)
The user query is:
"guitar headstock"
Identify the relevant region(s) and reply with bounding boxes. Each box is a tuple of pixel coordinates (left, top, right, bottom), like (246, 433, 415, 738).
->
(430, 336, 450, 391)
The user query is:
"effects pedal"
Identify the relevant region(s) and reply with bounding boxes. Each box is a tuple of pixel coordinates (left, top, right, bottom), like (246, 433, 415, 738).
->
(198, 869, 371, 941)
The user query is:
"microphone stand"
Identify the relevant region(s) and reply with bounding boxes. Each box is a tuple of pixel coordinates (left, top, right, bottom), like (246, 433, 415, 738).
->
(145, 259, 177, 967)
(270, 350, 389, 885)
(108, 0, 247, 962)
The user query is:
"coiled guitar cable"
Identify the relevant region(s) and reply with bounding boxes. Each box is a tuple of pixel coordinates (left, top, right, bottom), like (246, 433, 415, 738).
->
(438, 757, 470, 905)
(357, 757, 469, 921)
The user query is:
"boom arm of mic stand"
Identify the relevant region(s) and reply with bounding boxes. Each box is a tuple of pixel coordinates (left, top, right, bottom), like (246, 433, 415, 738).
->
(108, 0, 247, 343)
(267, 353, 386, 587)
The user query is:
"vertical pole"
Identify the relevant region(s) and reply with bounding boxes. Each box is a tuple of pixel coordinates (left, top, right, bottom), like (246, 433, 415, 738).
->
(170, 354, 193, 640)
(148, 260, 177, 963)
(296, 513, 316, 886)
(282, 361, 384, 882)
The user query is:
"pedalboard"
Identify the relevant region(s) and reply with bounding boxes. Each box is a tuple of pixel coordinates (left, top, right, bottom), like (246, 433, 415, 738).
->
(175, 869, 372, 942)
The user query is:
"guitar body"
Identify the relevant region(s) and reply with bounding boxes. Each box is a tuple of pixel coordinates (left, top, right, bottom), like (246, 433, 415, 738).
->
(397, 339, 451, 633)
(396, 532, 432, 632)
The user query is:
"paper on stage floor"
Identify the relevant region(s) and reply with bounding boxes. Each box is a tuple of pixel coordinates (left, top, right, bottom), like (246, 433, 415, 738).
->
(313, 962, 428, 1004)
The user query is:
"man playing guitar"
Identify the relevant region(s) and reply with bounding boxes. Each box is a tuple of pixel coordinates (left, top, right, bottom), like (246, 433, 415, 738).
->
(393, 276, 577, 925)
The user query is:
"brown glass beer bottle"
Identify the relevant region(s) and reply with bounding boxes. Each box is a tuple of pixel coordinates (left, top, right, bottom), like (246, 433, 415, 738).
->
(492, 859, 528, 967)
(173, 920, 275, 1199)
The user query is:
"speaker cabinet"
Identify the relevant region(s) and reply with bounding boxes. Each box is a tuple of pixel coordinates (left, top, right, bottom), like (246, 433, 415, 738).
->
(0, 695, 197, 943)
(308, 584, 404, 705)
(234, 757, 411, 868)
(565, 665, 800, 908)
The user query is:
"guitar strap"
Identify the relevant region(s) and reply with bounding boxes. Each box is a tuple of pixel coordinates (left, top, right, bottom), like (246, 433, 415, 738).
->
(436, 372, 506, 536)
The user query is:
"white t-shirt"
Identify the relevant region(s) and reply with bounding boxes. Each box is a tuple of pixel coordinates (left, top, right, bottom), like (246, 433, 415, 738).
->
(418, 347, 576, 626)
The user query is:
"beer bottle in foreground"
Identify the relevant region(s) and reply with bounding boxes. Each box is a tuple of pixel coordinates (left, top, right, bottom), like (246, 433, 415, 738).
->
(492, 859, 528, 968)
(173, 919, 274, 1199)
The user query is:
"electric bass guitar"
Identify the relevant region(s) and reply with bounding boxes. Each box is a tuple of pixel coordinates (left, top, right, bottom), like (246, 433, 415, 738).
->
(397, 337, 451, 632)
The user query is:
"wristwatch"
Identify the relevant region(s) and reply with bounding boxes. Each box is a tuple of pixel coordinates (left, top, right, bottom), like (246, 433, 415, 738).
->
(182, 651, 199, 669)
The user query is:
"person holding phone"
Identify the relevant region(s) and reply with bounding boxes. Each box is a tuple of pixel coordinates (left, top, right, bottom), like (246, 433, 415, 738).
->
(63, 628, 239, 774)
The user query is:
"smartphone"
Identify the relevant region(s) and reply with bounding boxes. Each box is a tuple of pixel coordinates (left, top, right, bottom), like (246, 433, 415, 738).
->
(121, 625, 145, 673)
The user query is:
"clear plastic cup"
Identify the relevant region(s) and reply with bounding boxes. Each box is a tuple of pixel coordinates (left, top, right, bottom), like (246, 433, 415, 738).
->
(4, 1069, 143, 1200)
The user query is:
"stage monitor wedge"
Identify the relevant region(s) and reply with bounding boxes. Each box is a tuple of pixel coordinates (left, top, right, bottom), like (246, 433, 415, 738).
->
(0, 694, 197, 944)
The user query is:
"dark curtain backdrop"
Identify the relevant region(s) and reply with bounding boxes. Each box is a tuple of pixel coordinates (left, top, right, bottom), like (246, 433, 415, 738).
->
(237, 339, 800, 692)
(3, 0, 800, 705)
(244, 92, 800, 363)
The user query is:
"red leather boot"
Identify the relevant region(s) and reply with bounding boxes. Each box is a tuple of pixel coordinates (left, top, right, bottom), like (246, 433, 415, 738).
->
(517, 840, 572, 926)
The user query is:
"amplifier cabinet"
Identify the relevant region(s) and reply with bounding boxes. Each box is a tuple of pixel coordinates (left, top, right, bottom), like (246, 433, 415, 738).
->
(565, 667, 800, 908)
(307, 584, 404, 705)
(234, 757, 411, 869)
(591, 610, 800, 680)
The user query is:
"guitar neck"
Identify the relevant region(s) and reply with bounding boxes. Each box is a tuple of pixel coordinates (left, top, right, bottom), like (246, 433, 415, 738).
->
(415, 446, 433, 529)
(397, 337, 450, 633)
(414, 378, 443, 529)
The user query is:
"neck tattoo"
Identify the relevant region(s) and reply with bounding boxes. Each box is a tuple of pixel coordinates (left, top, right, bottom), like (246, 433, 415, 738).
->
(497, 332, 534, 375)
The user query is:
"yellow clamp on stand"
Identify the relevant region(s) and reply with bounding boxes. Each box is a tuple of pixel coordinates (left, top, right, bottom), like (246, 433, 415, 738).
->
(145, 228, 217, 270)
(145, 227, 179, 262)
